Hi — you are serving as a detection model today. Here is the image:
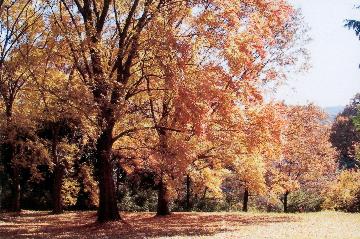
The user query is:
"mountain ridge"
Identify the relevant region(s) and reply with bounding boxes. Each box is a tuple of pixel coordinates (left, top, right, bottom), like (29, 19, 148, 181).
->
(323, 106, 344, 121)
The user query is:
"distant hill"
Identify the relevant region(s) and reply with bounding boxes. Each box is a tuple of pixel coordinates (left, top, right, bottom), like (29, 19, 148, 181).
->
(323, 106, 344, 121)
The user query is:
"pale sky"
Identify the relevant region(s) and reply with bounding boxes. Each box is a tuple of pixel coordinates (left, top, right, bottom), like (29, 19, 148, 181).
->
(274, 0, 360, 107)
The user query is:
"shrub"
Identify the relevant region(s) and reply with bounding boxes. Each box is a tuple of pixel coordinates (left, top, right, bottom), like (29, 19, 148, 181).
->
(287, 189, 324, 212)
(323, 170, 360, 212)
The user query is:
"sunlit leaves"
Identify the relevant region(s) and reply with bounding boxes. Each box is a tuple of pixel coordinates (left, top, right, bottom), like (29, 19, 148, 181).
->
(323, 170, 360, 211)
(272, 104, 337, 195)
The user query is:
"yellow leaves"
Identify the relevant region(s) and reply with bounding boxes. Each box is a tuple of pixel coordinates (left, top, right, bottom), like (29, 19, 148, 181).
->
(78, 164, 99, 207)
(322, 170, 360, 210)
(232, 154, 267, 195)
(57, 142, 79, 167)
(62, 177, 80, 207)
(192, 167, 230, 199)
(0, 0, 311, 213)
(9, 132, 51, 181)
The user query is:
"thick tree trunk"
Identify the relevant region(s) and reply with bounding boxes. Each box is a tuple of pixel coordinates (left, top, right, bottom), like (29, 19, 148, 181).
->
(242, 188, 249, 212)
(157, 180, 170, 216)
(156, 129, 171, 216)
(0, 171, 3, 210)
(52, 164, 65, 214)
(10, 166, 21, 212)
(4, 137, 21, 212)
(185, 174, 191, 211)
(116, 164, 121, 199)
(96, 130, 120, 222)
(51, 135, 65, 214)
(283, 191, 289, 213)
(5, 106, 20, 212)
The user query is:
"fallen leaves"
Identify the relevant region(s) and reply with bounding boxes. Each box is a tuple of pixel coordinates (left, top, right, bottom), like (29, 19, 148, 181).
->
(1, 211, 359, 239)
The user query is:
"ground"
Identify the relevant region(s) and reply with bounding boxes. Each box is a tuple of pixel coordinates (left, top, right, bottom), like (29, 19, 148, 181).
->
(0, 211, 359, 238)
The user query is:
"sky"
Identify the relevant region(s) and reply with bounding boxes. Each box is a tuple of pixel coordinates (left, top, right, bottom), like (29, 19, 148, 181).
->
(274, 0, 360, 107)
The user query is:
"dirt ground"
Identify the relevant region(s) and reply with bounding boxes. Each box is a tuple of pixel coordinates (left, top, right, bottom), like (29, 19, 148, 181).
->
(0, 210, 359, 238)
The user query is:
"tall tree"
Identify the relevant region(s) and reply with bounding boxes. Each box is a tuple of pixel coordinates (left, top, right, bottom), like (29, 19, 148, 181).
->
(114, 0, 308, 215)
(0, 0, 45, 211)
(44, 0, 308, 220)
(46, 0, 183, 221)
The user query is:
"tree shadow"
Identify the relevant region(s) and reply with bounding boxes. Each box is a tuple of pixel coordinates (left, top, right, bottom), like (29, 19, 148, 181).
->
(0, 211, 298, 238)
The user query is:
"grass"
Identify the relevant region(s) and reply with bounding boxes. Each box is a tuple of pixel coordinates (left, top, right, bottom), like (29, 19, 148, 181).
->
(0, 210, 360, 238)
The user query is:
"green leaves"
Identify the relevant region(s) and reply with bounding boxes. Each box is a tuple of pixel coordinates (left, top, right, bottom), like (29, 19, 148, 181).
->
(345, 19, 360, 39)
(352, 111, 360, 131)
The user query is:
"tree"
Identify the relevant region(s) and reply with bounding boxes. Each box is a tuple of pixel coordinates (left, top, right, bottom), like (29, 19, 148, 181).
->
(272, 104, 337, 212)
(330, 94, 360, 169)
(345, 15, 360, 39)
(0, 0, 46, 211)
(38, 116, 82, 214)
(44, 0, 308, 221)
(74, 142, 99, 210)
(225, 103, 284, 212)
(141, 0, 308, 215)
(46, 0, 187, 222)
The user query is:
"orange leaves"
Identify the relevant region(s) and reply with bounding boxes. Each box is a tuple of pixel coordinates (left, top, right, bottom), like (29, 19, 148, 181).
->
(225, 102, 285, 197)
(5, 0, 311, 214)
(135, 0, 305, 201)
(272, 104, 338, 194)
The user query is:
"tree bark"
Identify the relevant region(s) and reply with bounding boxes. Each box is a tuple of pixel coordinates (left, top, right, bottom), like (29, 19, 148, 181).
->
(185, 174, 191, 211)
(52, 164, 65, 214)
(0, 170, 3, 210)
(10, 166, 21, 212)
(5, 104, 20, 212)
(283, 191, 289, 213)
(156, 128, 171, 216)
(242, 188, 249, 212)
(51, 132, 65, 214)
(96, 130, 120, 222)
(116, 164, 121, 199)
(4, 136, 21, 212)
(157, 180, 170, 216)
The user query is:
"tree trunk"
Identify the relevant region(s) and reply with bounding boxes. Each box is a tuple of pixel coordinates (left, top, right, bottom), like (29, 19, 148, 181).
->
(52, 164, 65, 214)
(157, 180, 170, 216)
(5, 106, 20, 212)
(51, 134, 65, 214)
(283, 191, 289, 213)
(96, 130, 120, 222)
(0, 171, 3, 210)
(202, 187, 208, 201)
(116, 164, 121, 199)
(185, 174, 191, 211)
(156, 128, 171, 216)
(242, 188, 249, 212)
(10, 166, 21, 212)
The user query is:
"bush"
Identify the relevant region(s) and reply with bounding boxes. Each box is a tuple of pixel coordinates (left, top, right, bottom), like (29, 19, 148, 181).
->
(119, 190, 158, 212)
(323, 170, 360, 212)
(287, 189, 324, 212)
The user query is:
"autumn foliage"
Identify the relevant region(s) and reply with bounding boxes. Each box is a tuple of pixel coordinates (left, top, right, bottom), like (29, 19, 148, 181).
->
(0, 0, 346, 224)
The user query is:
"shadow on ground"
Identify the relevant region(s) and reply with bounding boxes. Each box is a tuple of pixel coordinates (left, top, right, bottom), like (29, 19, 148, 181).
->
(0, 211, 297, 238)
